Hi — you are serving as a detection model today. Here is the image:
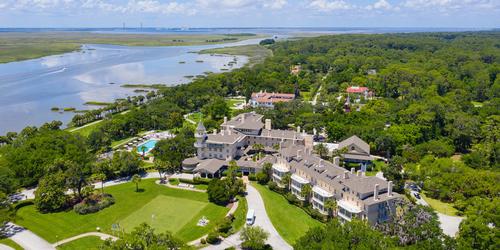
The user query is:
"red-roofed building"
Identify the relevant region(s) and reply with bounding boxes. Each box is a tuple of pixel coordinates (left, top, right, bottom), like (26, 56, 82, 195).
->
(250, 90, 295, 108)
(346, 86, 374, 99)
(347, 86, 369, 94)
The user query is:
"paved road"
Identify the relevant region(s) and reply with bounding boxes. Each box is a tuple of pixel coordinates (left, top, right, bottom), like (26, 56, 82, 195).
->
(246, 184, 292, 250)
(202, 184, 291, 250)
(6, 223, 55, 250)
(413, 191, 464, 237)
(0, 244, 14, 250)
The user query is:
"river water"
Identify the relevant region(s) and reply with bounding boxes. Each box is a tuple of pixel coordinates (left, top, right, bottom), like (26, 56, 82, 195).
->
(0, 38, 265, 135)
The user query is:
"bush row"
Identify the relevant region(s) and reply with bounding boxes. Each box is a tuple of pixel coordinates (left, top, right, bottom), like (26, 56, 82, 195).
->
(73, 194, 115, 215)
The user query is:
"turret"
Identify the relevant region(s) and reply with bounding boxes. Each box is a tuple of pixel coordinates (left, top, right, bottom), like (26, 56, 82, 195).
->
(194, 121, 207, 153)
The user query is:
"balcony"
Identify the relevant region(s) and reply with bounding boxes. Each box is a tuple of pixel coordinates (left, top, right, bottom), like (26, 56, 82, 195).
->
(337, 200, 362, 222)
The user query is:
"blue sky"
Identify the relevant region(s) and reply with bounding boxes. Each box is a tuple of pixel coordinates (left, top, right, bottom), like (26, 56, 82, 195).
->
(0, 0, 499, 28)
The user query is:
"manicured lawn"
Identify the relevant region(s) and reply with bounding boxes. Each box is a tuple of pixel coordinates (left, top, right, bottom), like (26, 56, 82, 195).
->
(15, 179, 229, 243)
(421, 192, 459, 216)
(226, 98, 245, 108)
(57, 236, 103, 250)
(231, 196, 248, 233)
(121, 195, 206, 233)
(68, 120, 103, 137)
(252, 183, 323, 245)
(0, 238, 23, 250)
(301, 91, 312, 101)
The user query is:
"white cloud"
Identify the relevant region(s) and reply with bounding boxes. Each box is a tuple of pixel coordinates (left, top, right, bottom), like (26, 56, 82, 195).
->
(402, 0, 499, 11)
(366, 0, 394, 10)
(196, 0, 254, 9)
(263, 0, 287, 10)
(308, 0, 353, 12)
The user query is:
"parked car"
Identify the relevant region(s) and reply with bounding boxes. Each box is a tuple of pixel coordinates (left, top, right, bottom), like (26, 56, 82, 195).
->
(246, 209, 255, 225)
(414, 193, 421, 199)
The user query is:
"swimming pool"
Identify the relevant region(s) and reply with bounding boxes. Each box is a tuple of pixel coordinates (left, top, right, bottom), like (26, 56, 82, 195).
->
(136, 139, 158, 154)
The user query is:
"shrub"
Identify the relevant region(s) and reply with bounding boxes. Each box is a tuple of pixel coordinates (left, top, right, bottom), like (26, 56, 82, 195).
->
(73, 194, 115, 215)
(256, 171, 270, 185)
(217, 216, 233, 234)
(200, 238, 206, 244)
(248, 173, 257, 181)
(285, 193, 300, 206)
(237, 172, 243, 177)
(14, 200, 34, 211)
(206, 231, 220, 244)
(268, 181, 280, 192)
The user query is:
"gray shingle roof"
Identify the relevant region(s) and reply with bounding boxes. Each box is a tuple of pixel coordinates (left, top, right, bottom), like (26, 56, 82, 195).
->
(207, 133, 244, 144)
(223, 113, 264, 131)
(338, 135, 370, 154)
(194, 159, 226, 174)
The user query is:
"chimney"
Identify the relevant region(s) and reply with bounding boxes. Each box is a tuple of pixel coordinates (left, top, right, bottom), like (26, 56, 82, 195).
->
(297, 150, 302, 159)
(213, 129, 217, 135)
(356, 170, 361, 176)
(344, 171, 349, 179)
(297, 126, 301, 133)
(388, 181, 393, 197)
(374, 184, 379, 200)
(241, 114, 245, 123)
(333, 157, 340, 166)
(221, 130, 225, 136)
(319, 159, 323, 167)
(227, 129, 232, 135)
(265, 119, 271, 130)
(351, 168, 355, 175)
(224, 116, 227, 124)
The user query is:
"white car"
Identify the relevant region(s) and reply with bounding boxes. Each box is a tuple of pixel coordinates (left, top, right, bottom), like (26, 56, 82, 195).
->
(246, 209, 255, 225)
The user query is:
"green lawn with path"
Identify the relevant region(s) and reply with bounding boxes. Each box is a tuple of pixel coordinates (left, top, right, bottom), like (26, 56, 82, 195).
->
(15, 179, 229, 243)
(0, 238, 23, 250)
(421, 192, 459, 216)
(252, 183, 323, 245)
(57, 236, 103, 250)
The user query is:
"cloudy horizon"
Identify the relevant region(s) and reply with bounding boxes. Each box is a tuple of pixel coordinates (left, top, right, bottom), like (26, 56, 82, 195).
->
(0, 0, 499, 28)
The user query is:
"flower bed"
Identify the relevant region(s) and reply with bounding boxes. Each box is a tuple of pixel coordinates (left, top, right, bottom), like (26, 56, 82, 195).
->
(73, 193, 115, 215)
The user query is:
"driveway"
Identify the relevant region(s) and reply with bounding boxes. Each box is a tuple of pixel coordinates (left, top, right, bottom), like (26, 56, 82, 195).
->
(412, 191, 463, 237)
(246, 184, 292, 250)
(202, 184, 292, 250)
(5, 223, 54, 250)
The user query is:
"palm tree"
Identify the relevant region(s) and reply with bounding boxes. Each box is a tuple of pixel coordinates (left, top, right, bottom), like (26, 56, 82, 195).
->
(300, 184, 312, 203)
(314, 143, 329, 159)
(91, 173, 107, 194)
(324, 199, 337, 218)
(139, 145, 147, 158)
(132, 174, 141, 192)
(281, 173, 291, 191)
(252, 143, 264, 160)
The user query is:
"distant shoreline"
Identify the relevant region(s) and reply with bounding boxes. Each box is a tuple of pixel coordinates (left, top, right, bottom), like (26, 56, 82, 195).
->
(0, 32, 262, 64)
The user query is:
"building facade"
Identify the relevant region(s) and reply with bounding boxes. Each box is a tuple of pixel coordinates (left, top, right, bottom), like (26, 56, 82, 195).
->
(182, 112, 400, 225)
(250, 91, 295, 108)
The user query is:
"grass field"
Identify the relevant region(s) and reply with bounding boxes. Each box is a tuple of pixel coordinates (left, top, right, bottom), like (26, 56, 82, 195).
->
(0, 238, 23, 250)
(15, 179, 229, 243)
(252, 183, 322, 245)
(226, 98, 246, 109)
(121, 195, 206, 233)
(0, 32, 261, 63)
(68, 120, 103, 137)
(421, 193, 459, 216)
(199, 45, 272, 66)
(57, 236, 103, 250)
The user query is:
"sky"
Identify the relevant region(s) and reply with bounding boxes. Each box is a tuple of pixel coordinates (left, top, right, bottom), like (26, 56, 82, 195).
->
(0, 0, 499, 28)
